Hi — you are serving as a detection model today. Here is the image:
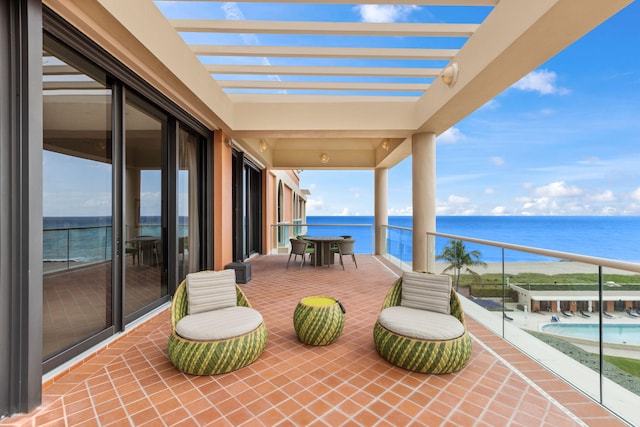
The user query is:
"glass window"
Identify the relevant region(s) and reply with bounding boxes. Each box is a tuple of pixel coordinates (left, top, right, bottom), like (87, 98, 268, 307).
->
(178, 126, 201, 281)
(42, 38, 113, 359)
(124, 94, 168, 317)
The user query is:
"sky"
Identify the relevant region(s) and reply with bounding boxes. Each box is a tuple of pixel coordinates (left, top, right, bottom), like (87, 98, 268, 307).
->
(44, 2, 640, 218)
(292, 2, 640, 217)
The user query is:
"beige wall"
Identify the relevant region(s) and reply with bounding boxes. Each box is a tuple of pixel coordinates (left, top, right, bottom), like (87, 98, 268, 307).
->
(263, 170, 275, 254)
(213, 131, 233, 269)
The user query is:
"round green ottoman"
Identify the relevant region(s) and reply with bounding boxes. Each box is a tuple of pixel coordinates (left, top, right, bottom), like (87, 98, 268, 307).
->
(293, 296, 346, 345)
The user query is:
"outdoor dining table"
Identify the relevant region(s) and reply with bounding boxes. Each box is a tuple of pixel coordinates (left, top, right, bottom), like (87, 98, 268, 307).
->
(128, 235, 159, 266)
(304, 236, 344, 267)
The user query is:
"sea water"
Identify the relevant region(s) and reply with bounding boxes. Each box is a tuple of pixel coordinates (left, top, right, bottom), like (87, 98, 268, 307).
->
(43, 215, 640, 263)
(305, 216, 640, 263)
(43, 216, 187, 263)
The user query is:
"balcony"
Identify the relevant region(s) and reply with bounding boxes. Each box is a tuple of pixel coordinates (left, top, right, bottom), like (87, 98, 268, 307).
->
(1, 254, 630, 426)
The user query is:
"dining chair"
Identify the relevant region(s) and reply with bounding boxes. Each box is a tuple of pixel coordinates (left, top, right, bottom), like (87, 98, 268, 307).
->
(334, 238, 357, 270)
(288, 238, 311, 269)
(297, 235, 316, 261)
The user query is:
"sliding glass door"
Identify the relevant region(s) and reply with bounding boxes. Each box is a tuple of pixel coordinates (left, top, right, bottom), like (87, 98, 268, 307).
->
(42, 38, 113, 361)
(124, 94, 168, 318)
(232, 152, 262, 261)
(42, 14, 211, 371)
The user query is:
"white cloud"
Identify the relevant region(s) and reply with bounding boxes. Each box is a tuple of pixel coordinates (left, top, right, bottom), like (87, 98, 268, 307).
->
(484, 187, 495, 195)
(355, 5, 418, 23)
(490, 156, 504, 166)
(630, 187, 640, 201)
(335, 207, 357, 216)
(437, 127, 465, 144)
(491, 206, 507, 215)
(533, 181, 582, 197)
(521, 196, 559, 212)
(515, 196, 533, 203)
(306, 197, 324, 213)
(388, 206, 413, 216)
(578, 157, 602, 165)
(512, 69, 569, 95)
(447, 195, 469, 204)
(588, 190, 616, 202)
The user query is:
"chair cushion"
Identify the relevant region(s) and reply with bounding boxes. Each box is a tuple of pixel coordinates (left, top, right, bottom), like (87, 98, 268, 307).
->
(401, 272, 451, 314)
(378, 306, 464, 340)
(176, 306, 264, 341)
(186, 270, 237, 315)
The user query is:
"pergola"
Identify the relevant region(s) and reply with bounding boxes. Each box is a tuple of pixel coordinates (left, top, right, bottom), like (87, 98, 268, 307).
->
(43, 0, 633, 269)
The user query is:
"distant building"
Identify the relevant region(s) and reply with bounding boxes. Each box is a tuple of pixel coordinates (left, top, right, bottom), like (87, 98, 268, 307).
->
(510, 284, 640, 314)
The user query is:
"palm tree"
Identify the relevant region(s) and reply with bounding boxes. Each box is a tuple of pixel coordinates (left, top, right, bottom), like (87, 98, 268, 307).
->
(436, 239, 487, 290)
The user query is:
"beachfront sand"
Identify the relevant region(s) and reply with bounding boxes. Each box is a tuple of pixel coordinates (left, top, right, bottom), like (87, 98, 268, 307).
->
(433, 261, 639, 275)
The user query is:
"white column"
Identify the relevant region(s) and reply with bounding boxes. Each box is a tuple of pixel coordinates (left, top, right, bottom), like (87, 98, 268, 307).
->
(412, 133, 436, 272)
(374, 168, 388, 255)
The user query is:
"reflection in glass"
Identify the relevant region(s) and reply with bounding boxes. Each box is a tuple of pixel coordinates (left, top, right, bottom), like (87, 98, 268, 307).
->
(178, 127, 200, 282)
(124, 95, 168, 317)
(42, 39, 112, 359)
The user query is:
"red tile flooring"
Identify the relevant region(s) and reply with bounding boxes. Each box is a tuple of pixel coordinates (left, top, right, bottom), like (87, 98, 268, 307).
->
(1, 255, 628, 426)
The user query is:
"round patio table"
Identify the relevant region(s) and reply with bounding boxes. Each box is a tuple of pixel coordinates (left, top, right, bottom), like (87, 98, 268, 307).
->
(293, 296, 346, 346)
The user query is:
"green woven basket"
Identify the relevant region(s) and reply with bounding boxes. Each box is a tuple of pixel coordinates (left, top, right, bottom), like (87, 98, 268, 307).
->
(293, 296, 345, 346)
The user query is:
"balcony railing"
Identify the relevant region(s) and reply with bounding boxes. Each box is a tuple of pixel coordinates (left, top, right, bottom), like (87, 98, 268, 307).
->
(43, 225, 113, 273)
(43, 221, 188, 274)
(380, 225, 640, 426)
(271, 222, 374, 255)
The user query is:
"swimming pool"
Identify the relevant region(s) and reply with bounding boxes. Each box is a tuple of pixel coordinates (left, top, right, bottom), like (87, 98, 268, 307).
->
(540, 323, 640, 345)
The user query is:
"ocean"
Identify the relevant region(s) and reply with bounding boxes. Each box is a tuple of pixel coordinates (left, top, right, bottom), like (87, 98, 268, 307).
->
(43, 216, 185, 263)
(43, 215, 640, 264)
(306, 216, 640, 263)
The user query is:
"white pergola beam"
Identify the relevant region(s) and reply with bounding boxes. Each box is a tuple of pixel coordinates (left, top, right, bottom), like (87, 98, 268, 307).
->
(206, 65, 441, 78)
(171, 20, 478, 37)
(191, 45, 457, 60)
(217, 80, 429, 92)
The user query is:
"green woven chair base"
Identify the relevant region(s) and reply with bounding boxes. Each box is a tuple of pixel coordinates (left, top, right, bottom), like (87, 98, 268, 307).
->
(168, 279, 267, 375)
(293, 296, 345, 346)
(168, 323, 267, 375)
(373, 322, 471, 374)
(372, 276, 472, 374)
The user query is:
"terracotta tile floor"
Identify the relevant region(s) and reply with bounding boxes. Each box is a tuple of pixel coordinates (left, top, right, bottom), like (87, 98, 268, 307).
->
(1, 255, 628, 426)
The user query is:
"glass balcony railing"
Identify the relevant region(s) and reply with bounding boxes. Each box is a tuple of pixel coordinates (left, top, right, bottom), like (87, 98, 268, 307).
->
(43, 225, 112, 273)
(271, 222, 374, 255)
(378, 225, 640, 425)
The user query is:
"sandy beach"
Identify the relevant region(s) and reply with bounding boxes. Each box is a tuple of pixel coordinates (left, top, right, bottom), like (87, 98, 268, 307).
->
(433, 261, 639, 275)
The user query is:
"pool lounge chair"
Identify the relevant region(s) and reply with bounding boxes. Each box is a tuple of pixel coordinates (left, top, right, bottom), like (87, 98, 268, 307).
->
(603, 311, 614, 319)
(503, 312, 514, 321)
(635, 308, 640, 316)
(625, 309, 640, 318)
(579, 310, 590, 318)
(561, 309, 573, 317)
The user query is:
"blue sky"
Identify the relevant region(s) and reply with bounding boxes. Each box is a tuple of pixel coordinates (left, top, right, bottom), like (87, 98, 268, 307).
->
(293, 2, 640, 217)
